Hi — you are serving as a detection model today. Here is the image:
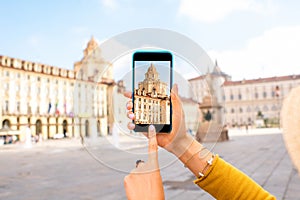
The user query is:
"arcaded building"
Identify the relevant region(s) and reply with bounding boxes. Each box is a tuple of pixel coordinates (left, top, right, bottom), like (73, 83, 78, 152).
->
(0, 37, 114, 140)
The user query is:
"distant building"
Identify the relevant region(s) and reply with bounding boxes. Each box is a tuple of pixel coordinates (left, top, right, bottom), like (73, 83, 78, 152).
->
(134, 64, 170, 124)
(189, 61, 300, 127)
(223, 75, 300, 127)
(189, 61, 231, 104)
(0, 37, 114, 140)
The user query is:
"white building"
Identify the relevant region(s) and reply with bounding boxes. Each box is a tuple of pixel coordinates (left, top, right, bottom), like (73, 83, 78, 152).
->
(189, 61, 300, 127)
(0, 37, 114, 141)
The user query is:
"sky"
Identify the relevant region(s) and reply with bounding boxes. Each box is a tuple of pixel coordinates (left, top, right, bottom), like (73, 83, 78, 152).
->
(1, 0, 300, 81)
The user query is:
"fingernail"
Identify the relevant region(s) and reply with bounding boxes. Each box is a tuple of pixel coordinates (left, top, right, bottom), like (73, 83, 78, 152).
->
(129, 113, 134, 119)
(149, 125, 155, 136)
(128, 123, 135, 129)
(150, 125, 155, 131)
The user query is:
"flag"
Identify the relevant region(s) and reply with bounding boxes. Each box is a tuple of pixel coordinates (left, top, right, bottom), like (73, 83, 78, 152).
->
(48, 102, 52, 114)
(55, 101, 59, 115)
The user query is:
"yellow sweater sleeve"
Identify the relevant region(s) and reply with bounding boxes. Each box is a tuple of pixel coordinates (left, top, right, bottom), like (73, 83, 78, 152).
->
(194, 155, 276, 200)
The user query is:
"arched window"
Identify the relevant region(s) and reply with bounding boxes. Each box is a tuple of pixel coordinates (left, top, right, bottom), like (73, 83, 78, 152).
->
(36, 120, 42, 135)
(2, 119, 11, 128)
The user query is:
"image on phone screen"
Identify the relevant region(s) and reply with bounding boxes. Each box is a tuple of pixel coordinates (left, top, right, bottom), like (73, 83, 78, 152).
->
(132, 52, 172, 133)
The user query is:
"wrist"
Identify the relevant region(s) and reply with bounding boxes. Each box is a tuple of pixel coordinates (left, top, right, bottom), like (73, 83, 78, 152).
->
(169, 134, 196, 158)
(178, 138, 203, 164)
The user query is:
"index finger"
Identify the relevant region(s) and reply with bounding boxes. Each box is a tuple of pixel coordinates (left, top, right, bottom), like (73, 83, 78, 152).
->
(148, 125, 158, 161)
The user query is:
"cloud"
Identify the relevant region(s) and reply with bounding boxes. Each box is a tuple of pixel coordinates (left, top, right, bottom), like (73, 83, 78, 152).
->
(101, 0, 118, 10)
(208, 25, 300, 80)
(178, 0, 277, 23)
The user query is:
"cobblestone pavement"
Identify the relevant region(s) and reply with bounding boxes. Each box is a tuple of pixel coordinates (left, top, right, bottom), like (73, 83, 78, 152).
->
(0, 131, 299, 200)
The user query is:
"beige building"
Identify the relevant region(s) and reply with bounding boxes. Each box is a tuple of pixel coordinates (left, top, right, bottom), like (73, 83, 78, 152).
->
(223, 75, 300, 127)
(0, 37, 114, 141)
(189, 62, 300, 127)
(134, 64, 170, 124)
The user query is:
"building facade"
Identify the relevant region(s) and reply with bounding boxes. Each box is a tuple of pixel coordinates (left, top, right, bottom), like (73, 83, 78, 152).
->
(189, 62, 300, 127)
(223, 75, 300, 127)
(0, 37, 114, 141)
(134, 64, 170, 124)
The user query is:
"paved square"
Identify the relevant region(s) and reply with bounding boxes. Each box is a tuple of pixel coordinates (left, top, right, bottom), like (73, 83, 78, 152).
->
(0, 131, 299, 199)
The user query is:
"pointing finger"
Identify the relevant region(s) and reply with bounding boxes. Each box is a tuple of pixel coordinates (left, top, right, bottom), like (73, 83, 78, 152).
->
(148, 125, 158, 163)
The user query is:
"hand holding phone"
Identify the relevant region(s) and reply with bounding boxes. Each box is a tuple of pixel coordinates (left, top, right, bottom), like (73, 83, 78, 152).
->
(132, 51, 173, 133)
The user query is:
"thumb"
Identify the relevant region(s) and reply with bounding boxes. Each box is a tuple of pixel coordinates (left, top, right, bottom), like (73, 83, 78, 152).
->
(171, 84, 181, 108)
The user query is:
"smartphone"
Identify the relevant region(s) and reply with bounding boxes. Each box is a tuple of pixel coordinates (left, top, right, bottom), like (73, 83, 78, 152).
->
(132, 51, 173, 133)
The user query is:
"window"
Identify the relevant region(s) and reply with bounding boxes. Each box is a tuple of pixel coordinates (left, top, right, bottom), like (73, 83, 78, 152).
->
(37, 77, 41, 81)
(230, 94, 234, 100)
(4, 83, 9, 90)
(255, 106, 260, 112)
(17, 102, 20, 112)
(5, 100, 9, 112)
(6, 71, 9, 77)
(238, 94, 242, 100)
(263, 91, 267, 98)
(239, 108, 243, 113)
(271, 91, 275, 97)
(255, 92, 259, 99)
(231, 108, 235, 113)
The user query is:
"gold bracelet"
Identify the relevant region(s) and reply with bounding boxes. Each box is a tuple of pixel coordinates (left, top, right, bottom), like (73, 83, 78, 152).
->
(183, 146, 206, 168)
(198, 154, 215, 178)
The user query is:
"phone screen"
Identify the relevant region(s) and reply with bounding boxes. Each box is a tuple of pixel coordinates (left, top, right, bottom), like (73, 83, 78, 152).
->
(132, 51, 173, 133)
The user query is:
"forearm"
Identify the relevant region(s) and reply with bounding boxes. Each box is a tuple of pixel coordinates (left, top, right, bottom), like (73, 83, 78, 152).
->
(176, 137, 213, 177)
